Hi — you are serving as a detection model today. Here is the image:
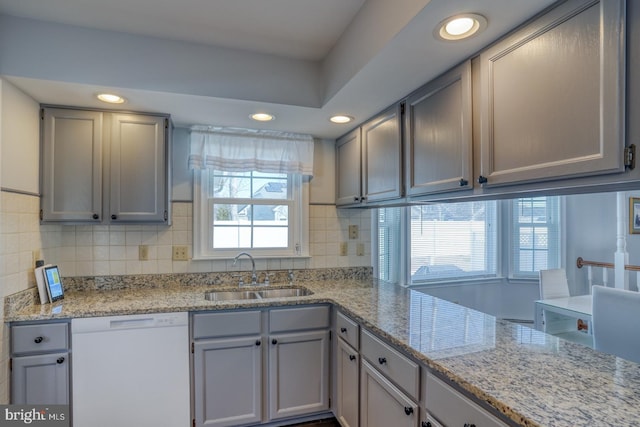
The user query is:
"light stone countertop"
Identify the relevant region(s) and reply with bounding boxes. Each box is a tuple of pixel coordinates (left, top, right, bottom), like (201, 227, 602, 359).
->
(5, 277, 640, 427)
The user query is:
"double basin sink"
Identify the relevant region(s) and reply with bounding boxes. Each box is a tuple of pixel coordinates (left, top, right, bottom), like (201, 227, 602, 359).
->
(205, 287, 313, 301)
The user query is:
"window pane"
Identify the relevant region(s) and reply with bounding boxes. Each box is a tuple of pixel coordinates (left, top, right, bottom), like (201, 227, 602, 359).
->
(511, 196, 560, 277)
(410, 201, 497, 283)
(213, 204, 252, 223)
(252, 179, 288, 200)
(253, 227, 288, 248)
(212, 226, 251, 248)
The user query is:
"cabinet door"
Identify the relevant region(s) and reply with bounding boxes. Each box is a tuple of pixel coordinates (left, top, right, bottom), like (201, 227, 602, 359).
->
(41, 108, 103, 222)
(336, 338, 359, 427)
(11, 352, 69, 404)
(110, 114, 167, 222)
(362, 104, 403, 203)
(335, 128, 362, 206)
(405, 61, 472, 196)
(193, 336, 262, 427)
(360, 360, 418, 427)
(479, 0, 625, 187)
(268, 330, 330, 420)
(425, 373, 508, 427)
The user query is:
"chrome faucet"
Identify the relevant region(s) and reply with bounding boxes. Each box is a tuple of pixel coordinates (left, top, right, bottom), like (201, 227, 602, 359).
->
(233, 252, 257, 286)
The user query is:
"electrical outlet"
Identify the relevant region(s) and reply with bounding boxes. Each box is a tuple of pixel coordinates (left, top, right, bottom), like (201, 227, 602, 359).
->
(356, 243, 365, 256)
(139, 245, 149, 261)
(172, 245, 189, 261)
(349, 225, 359, 239)
(339, 242, 348, 256)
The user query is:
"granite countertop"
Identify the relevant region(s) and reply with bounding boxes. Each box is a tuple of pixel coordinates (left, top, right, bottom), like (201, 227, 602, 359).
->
(5, 277, 640, 427)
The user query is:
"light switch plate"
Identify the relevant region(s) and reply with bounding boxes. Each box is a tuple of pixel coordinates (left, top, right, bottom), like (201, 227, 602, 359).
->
(349, 225, 359, 239)
(339, 242, 348, 256)
(139, 245, 149, 261)
(356, 243, 365, 256)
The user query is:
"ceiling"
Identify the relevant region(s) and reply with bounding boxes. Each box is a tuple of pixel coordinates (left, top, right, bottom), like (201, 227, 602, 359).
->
(0, 0, 557, 139)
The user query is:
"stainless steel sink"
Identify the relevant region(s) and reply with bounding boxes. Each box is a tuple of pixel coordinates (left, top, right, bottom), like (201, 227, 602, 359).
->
(257, 288, 313, 298)
(204, 287, 313, 301)
(204, 290, 261, 301)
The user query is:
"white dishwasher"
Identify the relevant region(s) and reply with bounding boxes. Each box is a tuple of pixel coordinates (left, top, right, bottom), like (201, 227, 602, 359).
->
(71, 312, 190, 427)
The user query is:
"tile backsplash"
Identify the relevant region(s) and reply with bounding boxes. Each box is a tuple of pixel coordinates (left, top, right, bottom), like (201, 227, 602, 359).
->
(1, 192, 371, 292)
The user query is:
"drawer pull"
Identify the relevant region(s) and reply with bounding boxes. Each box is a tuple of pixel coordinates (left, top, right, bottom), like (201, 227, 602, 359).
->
(56, 357, 65, 364)
(34, 336, 44, 344)
(255, 340, 261, 346)
(340, 327, 347, 333)
(349, 354, 356, 361)
(378, 357, 387, 365)
(272, 339, 278, 345)
(404, 406, 413, 416)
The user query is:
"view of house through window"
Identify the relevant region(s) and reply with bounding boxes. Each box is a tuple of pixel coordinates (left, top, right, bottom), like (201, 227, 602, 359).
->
(209, 171, 291, 249)
(194, 169, 305, 259)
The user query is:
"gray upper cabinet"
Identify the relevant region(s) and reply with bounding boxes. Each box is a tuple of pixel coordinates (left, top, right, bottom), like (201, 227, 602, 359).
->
(362, 104, 403, 203)
(478, 0, 626, 187)
(335, 128, 363, 206)
(405, 61, 472, 196)
(110, 114, 167, 222)
(41, 108, 103, 222)
(335, 104, 403, 207)
(41, 107, 170, 224)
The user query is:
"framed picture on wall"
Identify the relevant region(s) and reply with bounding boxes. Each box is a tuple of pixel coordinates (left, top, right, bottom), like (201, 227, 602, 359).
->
(630, 197, 640, 234)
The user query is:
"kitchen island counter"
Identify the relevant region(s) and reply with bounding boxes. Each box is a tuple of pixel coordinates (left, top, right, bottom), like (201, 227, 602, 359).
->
(5, 276, 639, 427)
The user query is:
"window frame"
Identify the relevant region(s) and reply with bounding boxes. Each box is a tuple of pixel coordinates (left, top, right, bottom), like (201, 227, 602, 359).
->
(374, 197, 564, 286)
(193, 169, 309, 259)
(508, 196, 563, 279)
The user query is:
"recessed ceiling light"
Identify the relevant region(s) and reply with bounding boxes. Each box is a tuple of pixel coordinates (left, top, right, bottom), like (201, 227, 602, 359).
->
(250, 113, 275, 122)
(435, 13, 487, 41)
(96, 93, 126, 104)
(330, 115, 353, 124)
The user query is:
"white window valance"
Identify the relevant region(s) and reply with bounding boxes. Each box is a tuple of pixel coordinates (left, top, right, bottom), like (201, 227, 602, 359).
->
(188, 126, 314, 176)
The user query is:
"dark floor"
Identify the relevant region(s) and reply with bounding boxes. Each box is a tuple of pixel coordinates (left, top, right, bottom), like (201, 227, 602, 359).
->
(289, 418, 341, 427)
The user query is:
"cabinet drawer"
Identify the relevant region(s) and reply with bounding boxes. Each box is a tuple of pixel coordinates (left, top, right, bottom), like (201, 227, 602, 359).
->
(269, 305, 330, 333)
(193, 310, 261, 339)
(426, 373, 508, 427)
(11, 323, 69, 355)
(336, 311, 359, 349)
(361, 329, 419, 400)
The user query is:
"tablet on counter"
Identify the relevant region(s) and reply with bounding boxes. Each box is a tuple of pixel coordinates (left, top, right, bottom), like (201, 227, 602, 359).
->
(43, 265, 64, 302)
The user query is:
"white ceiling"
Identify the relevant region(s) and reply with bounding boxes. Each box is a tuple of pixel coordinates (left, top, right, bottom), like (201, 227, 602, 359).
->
(0, 0, 557, 139)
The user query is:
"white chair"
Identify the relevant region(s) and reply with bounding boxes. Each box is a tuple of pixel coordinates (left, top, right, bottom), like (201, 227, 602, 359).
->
(539, 268, 570, 299)
(592, 285, 640, 363)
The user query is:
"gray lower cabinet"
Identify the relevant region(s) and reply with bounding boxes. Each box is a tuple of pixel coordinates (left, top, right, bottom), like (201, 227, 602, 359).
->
(478, 0, 626, 187)
(193, 336, 262, 427)
(268, 329, 330, 420)
(336, 337, 359, 427)
(10, 322, 70, 405)
(405, 60, 472, 196)
(425, 373, 508, 427)
(360, 360, 418, 427)
(41, 106, 170, 224)
(192, 306, 330, 427)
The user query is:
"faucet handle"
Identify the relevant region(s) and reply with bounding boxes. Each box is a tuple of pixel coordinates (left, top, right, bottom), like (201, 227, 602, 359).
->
(264, 273, 275, 286)
(232, 274, 245, 287)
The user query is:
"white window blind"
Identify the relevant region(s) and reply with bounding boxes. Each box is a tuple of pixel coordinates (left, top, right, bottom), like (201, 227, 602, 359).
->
(377, 208, 402, 283)
(410, 201, 497, 284)
(188, 126, 314, 176)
